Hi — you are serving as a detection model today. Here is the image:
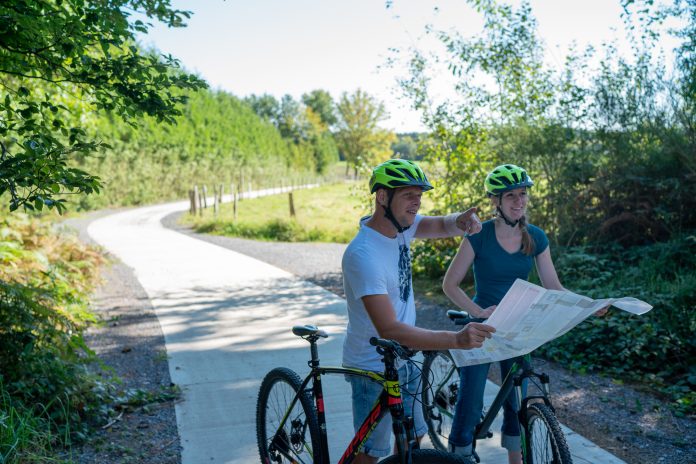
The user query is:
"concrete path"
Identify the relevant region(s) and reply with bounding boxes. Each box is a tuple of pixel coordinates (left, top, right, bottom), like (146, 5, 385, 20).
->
(87, 197, 625, 463)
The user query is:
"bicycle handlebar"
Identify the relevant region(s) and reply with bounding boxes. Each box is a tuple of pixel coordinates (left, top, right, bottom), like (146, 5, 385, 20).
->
(447, 309, 487, 325)
(369, 337, 417, 360)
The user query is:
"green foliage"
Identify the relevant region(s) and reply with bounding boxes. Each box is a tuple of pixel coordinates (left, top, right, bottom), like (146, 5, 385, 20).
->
(335, 89, 396, 177)
(395, 0, 696, 412)
(411, 238, 461, 280)
(0, 0, 207, 213)
(244, 91, 339, 174)
(397, 0, 696, 247)
(0, 212, 112, 460)
(203, 218, 326, 243)
(302, 89, 338, 127)
(74, 89, 325, 209)
(391, 133, 422, 160)
(0, 387, 63, 464)
(537, 235, 696, 415)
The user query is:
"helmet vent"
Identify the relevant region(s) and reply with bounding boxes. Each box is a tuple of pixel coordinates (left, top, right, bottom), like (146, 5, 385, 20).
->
(385, 167, 403, 178)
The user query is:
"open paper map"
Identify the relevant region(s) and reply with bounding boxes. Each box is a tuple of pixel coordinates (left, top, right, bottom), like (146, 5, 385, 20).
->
(449, 279, 653, 367)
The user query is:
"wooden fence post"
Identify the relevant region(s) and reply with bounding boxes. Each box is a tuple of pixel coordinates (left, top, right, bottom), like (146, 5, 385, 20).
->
(189, 188, 196, 215)
(213, 185, 219, 215)
(288, 192, 296, 217)
(197, 187, 203, 216)
(218, 184, 223, 204)
(233, 191, 238, 221)
(193, 185, 199, 216)
(202, 185, 208, 208)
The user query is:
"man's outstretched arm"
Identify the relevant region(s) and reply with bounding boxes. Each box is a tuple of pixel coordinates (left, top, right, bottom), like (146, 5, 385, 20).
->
(362, 294, 495, 350)
(415, 207, 482, 239)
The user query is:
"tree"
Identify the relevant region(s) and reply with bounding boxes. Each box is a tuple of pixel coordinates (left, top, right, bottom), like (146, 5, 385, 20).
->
(335, 89, 395, 177)
(277, 94, 306, 142)
(391, 134, 419, 159)
(0, 0, 207, 212)
(301, 89, 337, 127)
(303, 107, 338, 173)
(245, 93, 281, 125)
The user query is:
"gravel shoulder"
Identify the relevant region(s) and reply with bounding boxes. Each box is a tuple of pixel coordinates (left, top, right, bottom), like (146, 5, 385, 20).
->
(64, 213, 181, 464)
(71, 211, 694, 464)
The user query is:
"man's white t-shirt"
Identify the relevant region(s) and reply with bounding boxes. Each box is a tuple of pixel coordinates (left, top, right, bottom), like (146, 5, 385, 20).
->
(341, 215, 423, 372)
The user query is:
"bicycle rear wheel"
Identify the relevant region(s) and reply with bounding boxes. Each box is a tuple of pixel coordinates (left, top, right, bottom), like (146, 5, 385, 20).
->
(524, 402, 573, 464)
(380, 448, 474, 463)
(256, 367, 321, 464)
(421, 350, 458, 451)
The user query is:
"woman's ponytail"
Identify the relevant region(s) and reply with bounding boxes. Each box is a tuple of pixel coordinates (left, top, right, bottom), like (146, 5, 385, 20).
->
(519, 215, 535, 256)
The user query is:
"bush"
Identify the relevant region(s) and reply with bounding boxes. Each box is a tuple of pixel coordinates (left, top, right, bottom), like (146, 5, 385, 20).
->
(410, 227, 695, 414)
(538, 234, 696, 415)
(411, 237, 461, 280)
(0, 213, 111, 461)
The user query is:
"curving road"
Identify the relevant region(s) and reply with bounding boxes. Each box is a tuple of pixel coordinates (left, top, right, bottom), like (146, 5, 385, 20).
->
(87, 198, 625, 464)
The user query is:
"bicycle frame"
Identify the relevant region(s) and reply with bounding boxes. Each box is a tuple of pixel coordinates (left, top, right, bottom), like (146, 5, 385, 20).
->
(472, 355, 554, 460)
(268, 335, 418, 464)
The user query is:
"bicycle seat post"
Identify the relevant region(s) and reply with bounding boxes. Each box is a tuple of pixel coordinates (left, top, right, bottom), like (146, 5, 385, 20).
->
(308, 337, 320, 369)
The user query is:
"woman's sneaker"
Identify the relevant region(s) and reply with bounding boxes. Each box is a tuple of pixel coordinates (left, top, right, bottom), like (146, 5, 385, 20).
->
(448, 444, 477, 463)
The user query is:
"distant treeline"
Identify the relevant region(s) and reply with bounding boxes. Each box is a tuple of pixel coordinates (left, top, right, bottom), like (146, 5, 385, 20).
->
(74, 86, 431, 209)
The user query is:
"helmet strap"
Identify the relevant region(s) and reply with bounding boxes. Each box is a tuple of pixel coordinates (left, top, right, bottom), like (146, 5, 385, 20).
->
(495, 195, 519, 227)
(382, 189, 409, 233)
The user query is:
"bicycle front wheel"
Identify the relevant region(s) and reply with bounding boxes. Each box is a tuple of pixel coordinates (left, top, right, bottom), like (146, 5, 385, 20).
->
(421, 350, 458, 451)
(381, 449, 474, 463)
(256, 367, 321, 464)
(524, 402, 573, 464)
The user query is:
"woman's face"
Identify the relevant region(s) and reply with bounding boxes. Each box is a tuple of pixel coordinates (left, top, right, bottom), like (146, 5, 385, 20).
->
(495, 187, 528, 221)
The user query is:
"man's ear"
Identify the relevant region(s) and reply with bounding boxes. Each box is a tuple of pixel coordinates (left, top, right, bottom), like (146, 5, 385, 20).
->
(376, 189, 388, 207)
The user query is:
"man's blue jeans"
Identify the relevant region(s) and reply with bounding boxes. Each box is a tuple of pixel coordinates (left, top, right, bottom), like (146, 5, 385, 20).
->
(448, 357, 525, 452)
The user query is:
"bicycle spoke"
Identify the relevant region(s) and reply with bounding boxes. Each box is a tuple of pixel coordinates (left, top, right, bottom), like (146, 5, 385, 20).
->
(525, 403, 572, 464)
(257, 368, 319, 464)
(422, 351, 458, 451)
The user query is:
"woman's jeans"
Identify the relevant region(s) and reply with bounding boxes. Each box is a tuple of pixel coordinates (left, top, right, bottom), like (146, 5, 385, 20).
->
(448, 357, 525, 452)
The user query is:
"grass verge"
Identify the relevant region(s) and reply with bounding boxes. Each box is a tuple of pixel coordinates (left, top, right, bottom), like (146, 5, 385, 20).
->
(181, 181, 438, 243)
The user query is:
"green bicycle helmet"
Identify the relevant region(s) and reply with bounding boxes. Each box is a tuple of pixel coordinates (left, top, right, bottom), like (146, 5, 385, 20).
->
(369, 159, 433, 193)
(485, 164, 534, 195)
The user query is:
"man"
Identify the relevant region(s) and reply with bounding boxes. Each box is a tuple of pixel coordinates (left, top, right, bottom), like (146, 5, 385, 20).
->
(342, 159, 496, 463)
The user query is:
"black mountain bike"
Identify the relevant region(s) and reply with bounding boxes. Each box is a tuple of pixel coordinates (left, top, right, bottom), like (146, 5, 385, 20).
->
(256, 325, 470, 463)
(421, 311, 572, 464)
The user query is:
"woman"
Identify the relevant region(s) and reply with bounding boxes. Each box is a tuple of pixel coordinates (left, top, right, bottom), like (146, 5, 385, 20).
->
(442, 164, 605, 464)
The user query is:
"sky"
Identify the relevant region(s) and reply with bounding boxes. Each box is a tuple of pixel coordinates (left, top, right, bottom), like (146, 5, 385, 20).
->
(136, 0, 639, 132)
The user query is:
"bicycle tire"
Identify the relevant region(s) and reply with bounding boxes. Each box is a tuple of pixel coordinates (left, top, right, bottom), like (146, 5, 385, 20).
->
(421, 350, 458, 451)
(256, 367, 322, 464)
(524, 402, 573, 464)
(380, 448, 474, 463)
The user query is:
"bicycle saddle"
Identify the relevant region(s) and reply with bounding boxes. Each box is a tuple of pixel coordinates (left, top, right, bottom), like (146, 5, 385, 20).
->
(292, 325, 328, 338)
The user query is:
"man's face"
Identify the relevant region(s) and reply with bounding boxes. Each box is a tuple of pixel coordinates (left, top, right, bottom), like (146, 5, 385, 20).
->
(388, 186, 423, 226)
